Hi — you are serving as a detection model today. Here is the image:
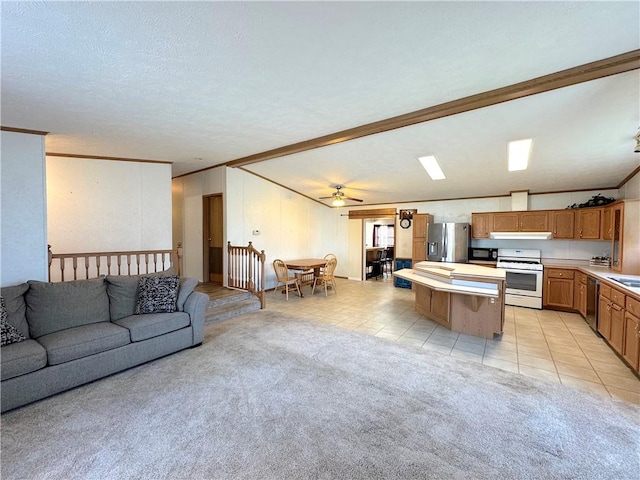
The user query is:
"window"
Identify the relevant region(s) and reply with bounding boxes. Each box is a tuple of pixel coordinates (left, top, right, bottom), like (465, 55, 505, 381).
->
(373, 225, 395, 247)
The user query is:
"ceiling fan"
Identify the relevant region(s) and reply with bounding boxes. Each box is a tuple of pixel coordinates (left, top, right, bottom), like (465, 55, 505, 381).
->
(319, 185, 363, 206)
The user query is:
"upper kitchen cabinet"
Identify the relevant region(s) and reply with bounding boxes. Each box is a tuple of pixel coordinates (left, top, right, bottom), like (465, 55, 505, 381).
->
(575, 208, 601, 239)
(550, 210, 575, 239)
(492, 211, 549, 232)
(412, 214, 433, 264)
(601, 206, 613, 241)
(611, 202, 624, 272)
(471, 213, 492, 239)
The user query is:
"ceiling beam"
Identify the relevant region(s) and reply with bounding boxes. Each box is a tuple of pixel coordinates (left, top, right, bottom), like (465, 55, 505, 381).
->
(224, 49, 640, 168)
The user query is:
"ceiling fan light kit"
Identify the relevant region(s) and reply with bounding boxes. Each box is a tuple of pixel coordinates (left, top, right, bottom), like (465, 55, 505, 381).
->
(319, 185, 363, 206)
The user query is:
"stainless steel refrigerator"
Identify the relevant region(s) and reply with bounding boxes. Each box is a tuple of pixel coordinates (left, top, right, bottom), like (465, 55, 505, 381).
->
(427, 223, 470, 263)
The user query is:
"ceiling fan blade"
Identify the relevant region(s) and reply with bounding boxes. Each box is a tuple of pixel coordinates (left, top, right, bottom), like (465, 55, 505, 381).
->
(345, 196, 364, 202)
(318, 196, 334, 200)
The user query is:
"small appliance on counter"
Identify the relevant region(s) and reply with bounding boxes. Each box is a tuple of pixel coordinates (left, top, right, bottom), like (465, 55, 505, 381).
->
(589, 256, 611, 267)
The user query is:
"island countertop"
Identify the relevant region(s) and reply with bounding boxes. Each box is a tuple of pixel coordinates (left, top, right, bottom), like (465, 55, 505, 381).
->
(393, 261, 505, 339)
(394, 261, 504, 298)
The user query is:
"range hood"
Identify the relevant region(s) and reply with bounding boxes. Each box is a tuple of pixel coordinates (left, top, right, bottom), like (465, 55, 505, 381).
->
(489, 231, 553, 240)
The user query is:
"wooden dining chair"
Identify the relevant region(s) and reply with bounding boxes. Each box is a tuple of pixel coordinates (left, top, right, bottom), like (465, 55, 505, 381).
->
(273, 259, 301, 300)
(321, 253, 337, 274)
(312, 257, 338, 297)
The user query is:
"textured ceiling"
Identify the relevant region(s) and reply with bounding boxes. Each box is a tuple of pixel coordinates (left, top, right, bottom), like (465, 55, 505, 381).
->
(2, 1, 639, 206)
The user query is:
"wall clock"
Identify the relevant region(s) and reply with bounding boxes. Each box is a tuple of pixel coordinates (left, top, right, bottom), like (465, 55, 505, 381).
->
(400, 218, 411, 229)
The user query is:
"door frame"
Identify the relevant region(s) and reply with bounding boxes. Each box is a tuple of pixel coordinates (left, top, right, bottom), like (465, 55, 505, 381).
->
(202, 193, 224, 283)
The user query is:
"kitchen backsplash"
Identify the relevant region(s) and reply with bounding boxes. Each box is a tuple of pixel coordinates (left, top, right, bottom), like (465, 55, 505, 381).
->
(472, 238, 611, 261)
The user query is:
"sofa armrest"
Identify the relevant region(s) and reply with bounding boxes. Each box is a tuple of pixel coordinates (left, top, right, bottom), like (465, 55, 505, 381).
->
(183, 291, 209, 345)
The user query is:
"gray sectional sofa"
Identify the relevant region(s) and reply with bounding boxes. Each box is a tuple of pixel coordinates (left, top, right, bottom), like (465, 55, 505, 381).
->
(1, 274, 209, 412)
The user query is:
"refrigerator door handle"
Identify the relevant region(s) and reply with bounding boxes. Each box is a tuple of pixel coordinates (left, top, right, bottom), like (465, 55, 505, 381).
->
(442, 224, 448, 262)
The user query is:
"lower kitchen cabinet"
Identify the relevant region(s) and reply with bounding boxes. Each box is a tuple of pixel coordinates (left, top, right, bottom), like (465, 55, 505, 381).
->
(623, 311, 640, 371)
(575, 272, 587, 318)
(623, 296, 640, 372)
(598, 294, 612, 340)
(415, 284, 450, 324)
(543, 267, 640, 375)
(609, 303, 625, 354)
(597, 283, 627, 358)
(543, 268, 574, 310)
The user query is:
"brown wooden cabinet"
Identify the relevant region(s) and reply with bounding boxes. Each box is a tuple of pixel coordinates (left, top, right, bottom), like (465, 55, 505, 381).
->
(610, 203, 624, 272)
(575, 272, 587, 318)
(598, 294, 612, 339)
(491, 212, 519, 232)
(411, 214, 432, 265)
(471, 213, 492, 239)
(543, 268, 575, 310)
(471, 201, 624, 246)
(598, 283, 626, 356)
(492, 211, 549, 232)
(575, 208, 601, 239)
(623, 296, 640, 372)
(550, 210, 575, 239)
(520, 211, 550, 232)
(601, 206, 613, 240)
(609, 303, 625, 354)
(415, 283, 450, 325)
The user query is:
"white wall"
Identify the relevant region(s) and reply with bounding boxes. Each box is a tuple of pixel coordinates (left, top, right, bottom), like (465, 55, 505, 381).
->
(0, 131, 48, 286)
(619, 169, 640, 200)
(174, 167, 345, 285)
(46, 157, 172, 253)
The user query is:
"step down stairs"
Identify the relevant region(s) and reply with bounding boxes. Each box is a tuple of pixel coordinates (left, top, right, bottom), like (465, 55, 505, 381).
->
(204, 290, 262, 323)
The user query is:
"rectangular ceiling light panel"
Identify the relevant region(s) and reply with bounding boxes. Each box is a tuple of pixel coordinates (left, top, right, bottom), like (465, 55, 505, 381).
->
(418, 155, 446, 180)
(508, 139, 532, 171)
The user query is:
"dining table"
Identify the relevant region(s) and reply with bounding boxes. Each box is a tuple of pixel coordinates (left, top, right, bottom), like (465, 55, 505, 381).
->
(284, 258, 328, 296)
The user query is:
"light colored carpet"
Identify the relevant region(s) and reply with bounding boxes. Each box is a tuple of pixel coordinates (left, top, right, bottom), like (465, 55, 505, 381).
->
(2, 310, 639, 479)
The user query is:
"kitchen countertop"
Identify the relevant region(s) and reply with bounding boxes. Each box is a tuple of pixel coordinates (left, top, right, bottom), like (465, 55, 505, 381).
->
(394, 261, 504, 298)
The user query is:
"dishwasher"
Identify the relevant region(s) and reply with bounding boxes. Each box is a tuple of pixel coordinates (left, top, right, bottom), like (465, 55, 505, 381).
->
(585, 277, 600, 333)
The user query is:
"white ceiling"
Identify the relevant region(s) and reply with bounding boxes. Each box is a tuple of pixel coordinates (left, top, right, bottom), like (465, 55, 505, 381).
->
(2, 1, 639, 206)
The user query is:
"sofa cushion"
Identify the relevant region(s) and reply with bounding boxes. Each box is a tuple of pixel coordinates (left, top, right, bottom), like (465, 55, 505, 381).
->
(1, 339, 47, 380)
(37, 322, 130, 366)
(26, 278, 110, 338)
(105, 275, 139, 321)
(106, 268, 177, 321)
(135, 276, 179, 314)
(115, 312, 190, 342)
(0, 283, 30, 339)
(177, 277, 199, 312)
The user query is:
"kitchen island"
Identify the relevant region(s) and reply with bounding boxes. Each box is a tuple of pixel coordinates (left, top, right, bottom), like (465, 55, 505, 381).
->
(394, 261, 506, 339)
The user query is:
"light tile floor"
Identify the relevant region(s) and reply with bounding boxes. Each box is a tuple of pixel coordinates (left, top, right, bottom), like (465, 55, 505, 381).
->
(267, 275, 640, 405)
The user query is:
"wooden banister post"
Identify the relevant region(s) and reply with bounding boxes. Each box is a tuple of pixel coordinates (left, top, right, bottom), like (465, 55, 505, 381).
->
(176, 242, 183, 276)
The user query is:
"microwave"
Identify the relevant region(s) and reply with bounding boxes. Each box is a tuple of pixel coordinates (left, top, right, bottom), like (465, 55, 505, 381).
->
(469, 247, 498, 261)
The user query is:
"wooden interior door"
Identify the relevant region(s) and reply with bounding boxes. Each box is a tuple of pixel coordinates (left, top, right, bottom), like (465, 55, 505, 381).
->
(204, 194, 223, 283)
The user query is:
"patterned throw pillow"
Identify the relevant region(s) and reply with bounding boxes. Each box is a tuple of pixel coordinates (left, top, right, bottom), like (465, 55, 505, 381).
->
(134, 275, 180, 315)
(1, 296, 26, 346)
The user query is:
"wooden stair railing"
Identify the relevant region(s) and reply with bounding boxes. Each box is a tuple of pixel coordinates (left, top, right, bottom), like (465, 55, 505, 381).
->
(48, 244, 183, 282)
(227, 241, 266, 309)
